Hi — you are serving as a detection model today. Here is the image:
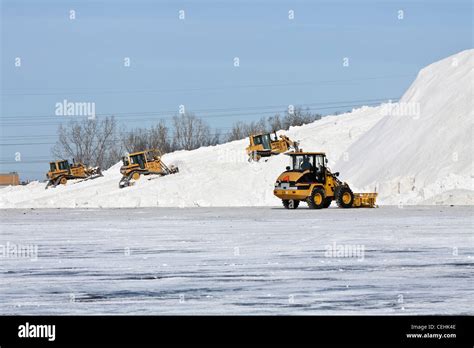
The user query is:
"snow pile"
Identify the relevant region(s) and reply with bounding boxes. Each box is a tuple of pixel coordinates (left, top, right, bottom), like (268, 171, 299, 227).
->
(0, 50, 472, 208)
(335, 49, 473, 205)
(0, 106, 382, 208)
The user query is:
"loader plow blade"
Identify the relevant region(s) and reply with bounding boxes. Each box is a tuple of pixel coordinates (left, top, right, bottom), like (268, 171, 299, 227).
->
(352, 193, 378, 208)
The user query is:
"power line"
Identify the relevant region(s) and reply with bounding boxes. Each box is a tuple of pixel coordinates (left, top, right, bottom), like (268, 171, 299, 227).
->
(0, 98, 396, 155)
(0, 133, 231, 147)
(0, 74, 412, 96)
(0, 100, 394, 128)
(0, 97, 396, 121)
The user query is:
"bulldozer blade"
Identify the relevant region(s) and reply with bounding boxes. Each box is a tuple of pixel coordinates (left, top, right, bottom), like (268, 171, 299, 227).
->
(119, 177, 131, 189)
(47, 177, 62, 188)
(168, 166, 179, 174)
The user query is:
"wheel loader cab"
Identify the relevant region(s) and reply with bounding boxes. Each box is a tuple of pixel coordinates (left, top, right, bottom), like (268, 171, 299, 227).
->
(289, 153, 326, 183)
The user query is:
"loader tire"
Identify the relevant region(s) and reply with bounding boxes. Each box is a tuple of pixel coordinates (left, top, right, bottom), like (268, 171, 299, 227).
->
(59, 177, 67, 185)
(336, 186, 354, 208)
(307, 187, 326, 209)
(282, 199, 299, 209)
(322, 198, 332, 208)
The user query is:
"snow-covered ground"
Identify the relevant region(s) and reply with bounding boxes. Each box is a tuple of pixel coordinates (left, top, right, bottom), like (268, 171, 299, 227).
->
(0, 49, 472, 208)
(0, 207, 472, 315)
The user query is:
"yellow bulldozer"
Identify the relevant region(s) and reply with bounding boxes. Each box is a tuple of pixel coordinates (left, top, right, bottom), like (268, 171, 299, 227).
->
(246, 132, 299, 161)
(119, 149, 179, 188)
(46, 160, 102, 188)
(273, 151, 377, 209)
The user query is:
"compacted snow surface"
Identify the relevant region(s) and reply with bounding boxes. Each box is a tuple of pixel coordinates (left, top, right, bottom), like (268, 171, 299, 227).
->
(1, 207, 472, 315)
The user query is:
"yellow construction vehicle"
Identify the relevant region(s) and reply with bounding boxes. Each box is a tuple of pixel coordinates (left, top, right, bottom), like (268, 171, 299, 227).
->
(273, 151, 377, 209)
(246, 132, 299, 161)
(119, 149, 179, 188)
(46, 160, 102, 188)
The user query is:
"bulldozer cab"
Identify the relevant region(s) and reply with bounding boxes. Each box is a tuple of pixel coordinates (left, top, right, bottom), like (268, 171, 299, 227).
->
(251, 133, 277, 150)
(129, 152, 146, 169)
(50, 160, 70, 173)
(123, 150, 161, 170)
(58, 160, 70, 171)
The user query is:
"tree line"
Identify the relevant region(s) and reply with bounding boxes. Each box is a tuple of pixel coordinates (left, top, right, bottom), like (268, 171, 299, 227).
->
(52, 107, 323, 169)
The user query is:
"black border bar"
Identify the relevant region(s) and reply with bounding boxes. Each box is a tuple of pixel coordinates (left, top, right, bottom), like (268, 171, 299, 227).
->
(0, 315, 472, 346)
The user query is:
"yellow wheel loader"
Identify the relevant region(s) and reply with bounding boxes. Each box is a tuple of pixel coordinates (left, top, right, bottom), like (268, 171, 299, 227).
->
(119, 149, 179, 188)
(273, 152, 377, 209)
(46, 160, 102, 189)
(246, 132, 299, 162)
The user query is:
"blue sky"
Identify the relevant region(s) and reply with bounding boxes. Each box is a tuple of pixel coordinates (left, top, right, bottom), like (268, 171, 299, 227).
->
(1, 0, 472, 180)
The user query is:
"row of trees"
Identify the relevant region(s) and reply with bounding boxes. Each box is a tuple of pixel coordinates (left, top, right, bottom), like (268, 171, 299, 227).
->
(226, 107, 322, 141)
(52, 107, 323, 169)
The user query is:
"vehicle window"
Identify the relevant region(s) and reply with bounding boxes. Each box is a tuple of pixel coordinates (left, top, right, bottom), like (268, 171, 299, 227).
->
(131, 154, 145, 165)
(253, 135, 262, 145)
(50, 163, 56, 171)
(293, 155, 314, 171)
(314, 155, 324, 170)
(58, 161, 69, 170)
(261, 134, 271, 150)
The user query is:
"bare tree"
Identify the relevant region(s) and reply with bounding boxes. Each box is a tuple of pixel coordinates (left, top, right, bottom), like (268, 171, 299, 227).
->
(122, 121, 171, 154)
(267, 113, 283, 133)
(243, 116, 267, 136)
(226, 108, 323, 142)
(209, 128, 221, 146)
(148, 121, 172, 153)
(172, 113, 215, 150)
(227, 121, 247, 142)
(122, 128, 148, 154)
(52, 116, 121, 169)
(283, 107, 321, 129)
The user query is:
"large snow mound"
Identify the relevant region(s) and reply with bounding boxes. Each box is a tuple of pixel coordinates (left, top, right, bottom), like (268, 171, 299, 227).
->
(1, 50, 472, 208)
(335, 49, 473, 205)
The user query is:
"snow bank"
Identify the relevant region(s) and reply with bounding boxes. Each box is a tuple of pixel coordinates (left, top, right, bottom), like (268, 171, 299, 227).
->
(1, 50, 472, 208)
(334, 49, 473, 205)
